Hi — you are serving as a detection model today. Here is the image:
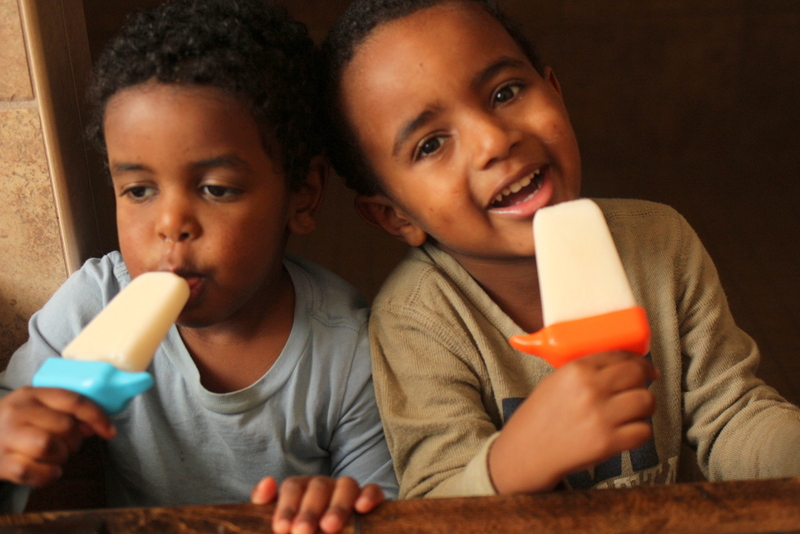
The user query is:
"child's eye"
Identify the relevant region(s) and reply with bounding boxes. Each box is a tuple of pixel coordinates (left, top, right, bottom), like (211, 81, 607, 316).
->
(201, 184, 241, 200)
(492, 82, 523, 106)
(414, 134, 447, 161)
(121, 185, 155, 201)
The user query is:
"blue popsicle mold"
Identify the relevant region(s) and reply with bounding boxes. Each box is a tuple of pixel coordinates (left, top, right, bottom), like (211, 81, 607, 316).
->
(32, 358, 154, 415)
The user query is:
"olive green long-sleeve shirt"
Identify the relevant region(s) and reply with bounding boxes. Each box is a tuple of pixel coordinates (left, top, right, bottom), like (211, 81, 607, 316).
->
(370, 198, 800, 498)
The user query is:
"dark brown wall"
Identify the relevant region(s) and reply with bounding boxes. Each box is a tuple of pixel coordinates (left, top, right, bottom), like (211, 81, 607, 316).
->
(501, 1, 800, 405)
(82, 0, 800, 405)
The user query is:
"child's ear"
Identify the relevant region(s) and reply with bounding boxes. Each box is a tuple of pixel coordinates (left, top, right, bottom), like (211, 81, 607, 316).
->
(354, 194, 427, 247)
(543, 66, 563, 97)
(287, 155, 326, 236)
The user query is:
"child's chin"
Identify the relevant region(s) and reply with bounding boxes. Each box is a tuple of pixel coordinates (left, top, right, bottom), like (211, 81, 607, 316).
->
(176, 308, 215, 329)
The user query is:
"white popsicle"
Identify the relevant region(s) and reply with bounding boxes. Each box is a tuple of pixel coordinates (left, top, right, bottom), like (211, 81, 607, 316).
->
(535, 198, 637, 326)
(509, 198, 650, 367)
(62, 272, 190, 372)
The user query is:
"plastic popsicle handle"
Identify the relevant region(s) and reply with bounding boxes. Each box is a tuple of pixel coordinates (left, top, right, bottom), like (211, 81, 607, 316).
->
(509, 306, 651, 368)
(32, 358, 154, 414)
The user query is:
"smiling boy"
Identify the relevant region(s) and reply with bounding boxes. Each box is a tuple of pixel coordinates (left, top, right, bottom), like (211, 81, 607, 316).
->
(322, 0, 800, 498)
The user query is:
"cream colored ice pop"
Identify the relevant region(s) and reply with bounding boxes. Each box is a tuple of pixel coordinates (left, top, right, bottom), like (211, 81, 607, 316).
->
(63, 272, 190, 372)
(509, 199, 650, 367)
(33, 272, 190, 414)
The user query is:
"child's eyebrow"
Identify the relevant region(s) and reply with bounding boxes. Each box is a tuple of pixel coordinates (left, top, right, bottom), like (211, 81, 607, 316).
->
(109, 154, 251, 176)
(393, 108, 442, 157)
(111, 162, 147, 174)
(472, 57, 527, 92)
(391, 57, 529, 157)
(192, 154, 251, 171)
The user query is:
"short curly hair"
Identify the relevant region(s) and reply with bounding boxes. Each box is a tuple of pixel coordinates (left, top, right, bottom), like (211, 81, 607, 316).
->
(87, 0, 321, 191)
(322, 0, 543, 196)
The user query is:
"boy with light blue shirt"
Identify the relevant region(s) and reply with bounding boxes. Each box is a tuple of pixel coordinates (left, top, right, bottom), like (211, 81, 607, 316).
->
(0, 1, 397, 532)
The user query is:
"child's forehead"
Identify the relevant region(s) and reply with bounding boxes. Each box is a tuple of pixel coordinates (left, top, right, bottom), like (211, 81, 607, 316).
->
(346, 3, 527, 95)
(105, 83, 270, 147)
(353, 2, 519, 69)
(106, 82, 243, 116)
(103, 82, 283, 168)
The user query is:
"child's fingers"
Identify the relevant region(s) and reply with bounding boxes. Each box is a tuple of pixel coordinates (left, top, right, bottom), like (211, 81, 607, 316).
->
(606, 388, 656, 425)
(292, 477, 337, 534)
(576, 350, 634, 369)
(271, 476, 311, 534)
(0, 450, 63, 487)
(599, 358, 657, 394)
(354, 483, 385, 514)
(6, 400, 76, 436)
(251, 476, 278, 505)
(318, 477, 360, 533)
(34, 388, 116, 440)
(9, 424, 73, 466)
(611, 419, 655, 453)
(1, 402, 85, 456)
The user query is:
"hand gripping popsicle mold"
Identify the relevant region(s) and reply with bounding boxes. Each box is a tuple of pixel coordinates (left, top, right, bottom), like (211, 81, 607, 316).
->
(32, 272, 190, 414)
(509, 199, 650, 367)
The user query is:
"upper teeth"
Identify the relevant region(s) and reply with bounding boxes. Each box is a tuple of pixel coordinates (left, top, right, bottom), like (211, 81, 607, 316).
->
(494, 169, 541, 204)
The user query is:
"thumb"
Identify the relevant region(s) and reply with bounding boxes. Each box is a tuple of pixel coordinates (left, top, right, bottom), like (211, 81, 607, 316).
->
(251, 476, 279, 505)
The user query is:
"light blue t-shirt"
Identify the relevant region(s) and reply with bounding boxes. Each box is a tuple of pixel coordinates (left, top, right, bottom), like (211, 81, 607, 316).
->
(1, 252, 397, 511)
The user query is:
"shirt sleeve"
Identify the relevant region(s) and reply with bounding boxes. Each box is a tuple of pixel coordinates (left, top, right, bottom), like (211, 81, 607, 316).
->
(1, 259, 111, 392)
(327, 322, 399, 499)
(677, 214, 800, 479)
(369, 304, 500, 499)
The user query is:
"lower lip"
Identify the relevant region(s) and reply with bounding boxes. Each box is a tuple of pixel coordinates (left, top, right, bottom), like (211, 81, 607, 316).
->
(489, 170, 554, 218)
(183, 276, 205, 305)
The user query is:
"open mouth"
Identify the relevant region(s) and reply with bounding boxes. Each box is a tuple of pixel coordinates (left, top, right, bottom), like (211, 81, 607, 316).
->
(170, 271, 205, 305)
(490, 168, 544, 209)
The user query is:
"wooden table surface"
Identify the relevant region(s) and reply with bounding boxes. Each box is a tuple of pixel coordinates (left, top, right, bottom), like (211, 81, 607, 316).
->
(2, 477, 799, 534)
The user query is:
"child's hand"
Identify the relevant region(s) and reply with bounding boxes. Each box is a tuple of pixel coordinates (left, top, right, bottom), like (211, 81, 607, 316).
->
(489, 350, 658, 494)
(250, 475, 384, 534)
(0, 386, 115, 487)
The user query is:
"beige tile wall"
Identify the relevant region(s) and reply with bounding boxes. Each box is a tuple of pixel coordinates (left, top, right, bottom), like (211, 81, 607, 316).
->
(0, 0, 68, 369)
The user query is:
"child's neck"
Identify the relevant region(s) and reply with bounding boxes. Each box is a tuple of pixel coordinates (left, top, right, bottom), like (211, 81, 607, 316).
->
(177, 268, 295, 394)
(456, 254, 544, 334)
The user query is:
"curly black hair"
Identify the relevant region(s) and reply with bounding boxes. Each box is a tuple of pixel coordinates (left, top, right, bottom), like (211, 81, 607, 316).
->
(87, 0, 321, 191)
(322, 0, 544, 196)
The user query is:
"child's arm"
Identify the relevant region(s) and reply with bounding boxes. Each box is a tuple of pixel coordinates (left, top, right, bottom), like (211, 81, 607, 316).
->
(0, 386, 115, 487)
(0, 257, 121, 501)
(370, 294, 656, 498)
(673, 212, 800, 480)
(488, 350, 657, 493)
(251, 475, 384, 534)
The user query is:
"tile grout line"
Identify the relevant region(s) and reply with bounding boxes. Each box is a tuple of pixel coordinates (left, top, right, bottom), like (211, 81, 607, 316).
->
(0, 99, 38, 110)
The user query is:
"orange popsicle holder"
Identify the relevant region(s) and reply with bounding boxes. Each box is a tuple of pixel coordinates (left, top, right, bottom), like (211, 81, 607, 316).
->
(509, 306, 651, 368)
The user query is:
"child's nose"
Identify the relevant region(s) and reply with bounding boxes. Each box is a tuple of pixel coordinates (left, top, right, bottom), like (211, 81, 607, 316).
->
(467, 112, 521, 169)
(155, 194, 200, 243)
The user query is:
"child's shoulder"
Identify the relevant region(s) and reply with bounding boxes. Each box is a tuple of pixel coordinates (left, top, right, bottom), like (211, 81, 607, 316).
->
(284, 254, 370, 326)
(12, 252, 130, 371)
(76, 250, 131, 285)
(371, 245, 477, 315)
(53, 251, 130, 309)
(594, 197, 684, 224)
(594, 198, 694, 247)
